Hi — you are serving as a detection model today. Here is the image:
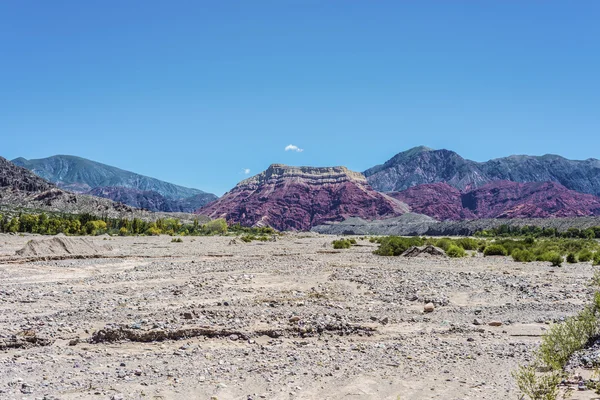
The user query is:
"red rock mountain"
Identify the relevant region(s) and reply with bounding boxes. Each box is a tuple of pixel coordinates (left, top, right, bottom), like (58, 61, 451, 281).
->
(389, 181, 600, 220)
(197, 164, 407, 231)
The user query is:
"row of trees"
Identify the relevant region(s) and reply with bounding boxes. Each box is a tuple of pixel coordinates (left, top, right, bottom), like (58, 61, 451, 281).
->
(0, 212, 230, 236)
(477, 224, 600, 239)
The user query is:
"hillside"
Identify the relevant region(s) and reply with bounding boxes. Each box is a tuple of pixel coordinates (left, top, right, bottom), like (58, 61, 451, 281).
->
(197, 164, 407, 231)
(365, 146, 600, 196)
(13, 155, 217, 212)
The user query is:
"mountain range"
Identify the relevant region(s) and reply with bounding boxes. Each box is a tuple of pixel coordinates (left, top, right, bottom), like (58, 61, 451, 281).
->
(12, 155, 217, 212)
(5, 146, 600, 231)
(364, 146, 600, 196)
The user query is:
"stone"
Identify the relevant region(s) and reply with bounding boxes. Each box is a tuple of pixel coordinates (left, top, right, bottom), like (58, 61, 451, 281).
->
(488, 321, 503, 327)
(424, 303, 435, 313)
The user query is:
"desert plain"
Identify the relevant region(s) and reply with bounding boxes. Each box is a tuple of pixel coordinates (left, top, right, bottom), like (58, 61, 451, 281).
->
(0, 233, 598, 400)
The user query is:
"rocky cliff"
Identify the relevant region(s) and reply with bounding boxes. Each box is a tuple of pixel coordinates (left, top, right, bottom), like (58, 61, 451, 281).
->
(197, 164, 407, 231)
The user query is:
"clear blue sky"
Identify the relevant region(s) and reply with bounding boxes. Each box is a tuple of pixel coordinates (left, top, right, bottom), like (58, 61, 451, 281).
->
(1, 1, 599, 196)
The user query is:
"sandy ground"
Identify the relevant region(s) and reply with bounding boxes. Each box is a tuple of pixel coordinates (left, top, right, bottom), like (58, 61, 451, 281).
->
(0, 233, 598, 400)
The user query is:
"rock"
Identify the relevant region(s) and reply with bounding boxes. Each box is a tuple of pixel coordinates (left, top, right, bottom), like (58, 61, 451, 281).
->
(424, 303, 435, 313)
(488, 321, 503, 327)
(473, 319, 483, 326)
(196, 164, 407, 230)
(289, 316, 301, 323)
(183, 312, 193, 320)
(402, 245, 446, 258)
(380, 316, 389, 325)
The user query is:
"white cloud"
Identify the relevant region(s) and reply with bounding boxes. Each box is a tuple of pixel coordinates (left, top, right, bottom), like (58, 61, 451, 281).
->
(242, 168, 251, 175)
(285, 144, 303, 152)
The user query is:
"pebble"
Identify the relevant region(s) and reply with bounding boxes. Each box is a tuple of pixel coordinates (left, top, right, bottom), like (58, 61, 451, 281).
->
(424, 303, 435, 313)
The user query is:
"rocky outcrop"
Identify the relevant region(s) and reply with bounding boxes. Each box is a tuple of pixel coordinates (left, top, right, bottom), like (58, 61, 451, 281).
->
(0, 156, 55, 192)
(13, 155, 217, 211)
(365, 146, 600, 196)
(197, 164, 407, 231)
(389, 181, 600, 220)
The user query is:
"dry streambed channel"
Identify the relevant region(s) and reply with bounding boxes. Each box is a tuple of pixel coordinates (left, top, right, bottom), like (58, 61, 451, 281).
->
(0, 234, 596, 399)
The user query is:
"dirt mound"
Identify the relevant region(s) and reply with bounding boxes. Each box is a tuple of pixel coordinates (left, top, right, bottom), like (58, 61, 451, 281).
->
(16, 237, 108, 257)
(402, 245, 446, 258)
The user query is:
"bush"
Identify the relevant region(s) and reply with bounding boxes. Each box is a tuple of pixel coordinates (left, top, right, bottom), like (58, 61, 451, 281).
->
(512, 249, 535, 263)
(373, 236, 424, 256)
(146, 226, 161, 236)
(119, 227, 128, 236)
(241, 234, 269, 242)
(543, 252, 563, 267)
(332, 239, 352, 249)
(594, 252, 600, 266)
(446, 245, 466, 258)
(566, 253, 578, 264)
(538, 307, 599, 370)
(483, 244, 507, 257)
(171, 237, 183, 243)
(202, 218, 228, 235)
(512, 364, 563, 400)
(578, 249, 593, 263)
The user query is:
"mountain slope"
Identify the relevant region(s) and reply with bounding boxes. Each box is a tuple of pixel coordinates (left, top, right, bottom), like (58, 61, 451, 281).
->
(88, 187, 216, 213)
(389, 181, 600, 220)
(365, 146, 600, 196)
(197, 164, 407, 231)
(13, 155, 217, 212)
(0, 156, 200, 222)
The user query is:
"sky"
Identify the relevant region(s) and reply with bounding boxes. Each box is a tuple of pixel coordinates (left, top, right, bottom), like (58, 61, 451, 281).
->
(1, 1, 599, 196)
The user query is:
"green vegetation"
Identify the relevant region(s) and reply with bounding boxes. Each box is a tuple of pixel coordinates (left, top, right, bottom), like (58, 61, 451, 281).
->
(578, 249, 593, 262)
(171, 237, 183, 243)
(566, 253, 577, 264)
(478, 224, 600, 239)
(446, 244, 466, 258)
(0, 212, 243, 237)
(241, 234, 270, 242)
(371, 233, 599, 268)
(332, 238, 357, 249)
(372, 236, 424, 256)
(483, 244, 508, 256)
(513, 275, 600, 399)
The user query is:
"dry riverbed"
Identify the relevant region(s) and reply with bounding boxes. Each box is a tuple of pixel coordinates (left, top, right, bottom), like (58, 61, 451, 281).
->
(0, 234, 597, 399)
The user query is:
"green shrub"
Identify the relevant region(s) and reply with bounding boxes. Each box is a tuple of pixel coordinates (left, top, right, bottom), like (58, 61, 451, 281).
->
(119, 227, 128, 236)
(512, 364, 562, 400)
(543, 252, 563, 267)
(373, 236, 424, 256)
(171, 237, 183, 243)
(578, 249, 593, 263)
(512, 249, 535, 263)
(453, 238, 479, 250)
(332, 239, 352, 249)
(566, 253, 578, 264)
(146, 226, 161, 236)
(446, 245, 466, 258)
(202, 218, 228, 235)
(594, 252, 600, 266)
(483, 244, 507, 257)
(538, 307, 599, 370)
(241, 234, 269, 242)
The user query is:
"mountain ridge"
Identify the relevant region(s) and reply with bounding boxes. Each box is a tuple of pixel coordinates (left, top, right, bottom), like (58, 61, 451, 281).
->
(13, 155, 217, 212)
(364, 146, 600, 196)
